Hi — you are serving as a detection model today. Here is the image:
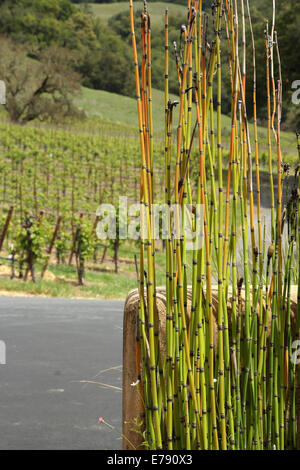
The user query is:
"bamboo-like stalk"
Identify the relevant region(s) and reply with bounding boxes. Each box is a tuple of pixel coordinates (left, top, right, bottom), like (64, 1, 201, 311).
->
(129, 0, 299, 450)
(215, 26, 227, 450)
(223, 0, 239, 284)
(129, 0, 162, 449)
(246, 11, 264, 444)
(265, 21, 276, 244)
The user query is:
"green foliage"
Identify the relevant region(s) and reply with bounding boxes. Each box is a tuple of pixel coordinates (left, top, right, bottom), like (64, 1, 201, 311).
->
(55, 231, 70, 258)
(0, 0, 76, 48)
(0, 213, 7, 231)
(15, 222, 48, 262)
(0, 0, 298, 129)
(75, 218, 94, 260)
(86, 31, 135, 95)
(92, 0, 299, 130)
(0, 0, 99, 95)
(0, 0, 136, 98)
(72, 0, 186, 4)
(285, 106, 300, 133)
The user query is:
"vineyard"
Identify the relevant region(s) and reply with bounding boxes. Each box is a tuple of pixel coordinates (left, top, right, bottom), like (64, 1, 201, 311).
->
(0, 109, 299, 299)
(0, 82, 299, 298)
(0, 118, 168, 297)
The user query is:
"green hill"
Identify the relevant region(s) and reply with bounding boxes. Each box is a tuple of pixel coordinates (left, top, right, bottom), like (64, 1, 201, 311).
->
(75, 86, 207, 132)
(75, 86, 297, 161)
(86, 2, 186, 26)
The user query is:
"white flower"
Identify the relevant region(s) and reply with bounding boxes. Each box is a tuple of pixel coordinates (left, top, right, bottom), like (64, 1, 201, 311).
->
(131, 380, 140, 387)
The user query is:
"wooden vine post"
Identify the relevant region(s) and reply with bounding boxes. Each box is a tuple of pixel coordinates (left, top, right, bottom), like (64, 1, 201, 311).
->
(41, 215, 62, 279)
(0, 205, 13, 252)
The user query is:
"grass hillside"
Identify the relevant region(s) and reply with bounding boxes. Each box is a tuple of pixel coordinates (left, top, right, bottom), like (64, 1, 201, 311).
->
(76, 86, 298, 162)
(75, 86, 197, 132)
(86, 1, 186, 25)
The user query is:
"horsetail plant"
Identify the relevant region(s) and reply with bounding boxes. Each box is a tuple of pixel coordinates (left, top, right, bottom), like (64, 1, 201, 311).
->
(130, 0, 299, 450)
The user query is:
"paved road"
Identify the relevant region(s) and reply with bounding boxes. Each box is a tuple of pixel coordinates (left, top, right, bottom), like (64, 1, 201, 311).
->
(0, 297, 124, 450)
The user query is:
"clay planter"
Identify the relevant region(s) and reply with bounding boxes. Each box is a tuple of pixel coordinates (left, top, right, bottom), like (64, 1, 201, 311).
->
(122, 286, 299, 450)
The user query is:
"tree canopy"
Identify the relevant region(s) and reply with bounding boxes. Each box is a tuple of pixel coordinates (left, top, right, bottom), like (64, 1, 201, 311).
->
(0, 36, 81, 123)
(0, 0, 298, 129)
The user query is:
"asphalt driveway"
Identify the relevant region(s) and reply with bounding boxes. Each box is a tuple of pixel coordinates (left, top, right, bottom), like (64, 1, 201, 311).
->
(0, 297, 124, 450)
